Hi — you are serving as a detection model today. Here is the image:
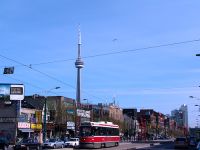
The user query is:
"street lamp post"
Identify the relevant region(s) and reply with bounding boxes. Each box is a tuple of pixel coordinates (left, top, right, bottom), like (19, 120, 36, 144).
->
(133, 117, 136, 141)
(43, 86, 60, 143)
(164, 116, 167, 138)
(43, 97, 47, 143)
(74, 99, 78, 137)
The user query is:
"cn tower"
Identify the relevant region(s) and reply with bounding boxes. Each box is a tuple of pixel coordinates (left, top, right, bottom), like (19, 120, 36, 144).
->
(75, 27, 84, 104)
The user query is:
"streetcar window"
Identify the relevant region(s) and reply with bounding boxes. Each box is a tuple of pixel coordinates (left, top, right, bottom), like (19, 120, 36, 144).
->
(92, 126, 100, 136)
(108, 127, 113, 135)
(113, 128, 119, 136)
(80, 126, 92, 136)
(98, 127, 107, 136)
(80, 125, 119, 136)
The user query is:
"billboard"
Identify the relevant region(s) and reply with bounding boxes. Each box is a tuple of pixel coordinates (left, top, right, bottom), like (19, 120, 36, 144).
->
(0, 84, 24, 100)
(0, 84, 10, 100)
(77, 109, 91, 118)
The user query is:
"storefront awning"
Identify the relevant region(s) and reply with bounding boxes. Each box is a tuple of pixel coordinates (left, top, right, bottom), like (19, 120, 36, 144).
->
(19, 128, 34, 133)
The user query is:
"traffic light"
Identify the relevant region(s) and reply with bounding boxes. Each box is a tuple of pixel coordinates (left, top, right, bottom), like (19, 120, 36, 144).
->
(3, 67, 14, 74)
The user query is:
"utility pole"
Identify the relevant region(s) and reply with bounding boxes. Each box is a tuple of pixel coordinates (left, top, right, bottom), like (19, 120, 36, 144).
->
(41, 87, 60, 143)
(74, 99, 77, 137)
(43, 97, 47, 143)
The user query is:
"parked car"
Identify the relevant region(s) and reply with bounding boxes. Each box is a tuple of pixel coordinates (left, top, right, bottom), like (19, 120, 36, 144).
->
(61, 136, 69, 143)
(65, 138, 79, 147)
(189, 136, 197, 147)
(197, 141, 200, 150)
(13, 138, 41, 150)
(0, 139, 9, 150)
(42, 138, 64, 149)
(174, 137, 188, 149)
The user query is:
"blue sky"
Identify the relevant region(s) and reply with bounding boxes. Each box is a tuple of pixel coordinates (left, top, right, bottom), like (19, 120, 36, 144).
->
(1, 0, 200, 127)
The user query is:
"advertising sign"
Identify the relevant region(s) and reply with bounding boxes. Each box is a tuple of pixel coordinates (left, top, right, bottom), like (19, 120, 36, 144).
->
(0, 84, 24, 100)
(31, 124, 42, 130)
(18, 114, 28, 122)
(0, 84, 10, 100)
(77, 109, 90, 118)
(67, 121, 75, 130)
(10, 84, 24, 100)
(35, 111, 42, 123)
(18, 122, 30, 129)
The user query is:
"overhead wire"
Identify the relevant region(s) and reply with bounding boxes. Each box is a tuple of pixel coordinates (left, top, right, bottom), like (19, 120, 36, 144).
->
(0, 54, 104, 100)
(1, 38, 200, 68)
(0, 74, 59, 96)
(1, 38, 200, 101)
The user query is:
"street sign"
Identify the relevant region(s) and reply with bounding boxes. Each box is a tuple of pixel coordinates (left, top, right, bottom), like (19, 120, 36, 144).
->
(3, 67, 14, 74)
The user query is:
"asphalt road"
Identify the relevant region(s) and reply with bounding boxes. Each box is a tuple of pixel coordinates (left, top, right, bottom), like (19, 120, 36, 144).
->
(3, 141, 197, 150)
(75, 142, 156, 150)
(76, 141, 197, 150)
(138, 141, 196, 150)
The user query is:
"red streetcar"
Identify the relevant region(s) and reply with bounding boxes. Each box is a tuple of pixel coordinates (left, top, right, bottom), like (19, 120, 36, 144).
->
(79, 121, 120, 148)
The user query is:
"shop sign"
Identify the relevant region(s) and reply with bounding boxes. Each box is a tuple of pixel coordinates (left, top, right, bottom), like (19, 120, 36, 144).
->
(31, 123, 42, 130)
(67, 121, 75, 130)
(18, 114, 28, 122)
(67, 126, 75, 130)
(77, 109, 90, 118)
(67, 121, 75, 127)
(35, 111, 42, 123)
(66, 109, 74, 114)
(18, 122, 30, 129)
(0, 117, 16, 122)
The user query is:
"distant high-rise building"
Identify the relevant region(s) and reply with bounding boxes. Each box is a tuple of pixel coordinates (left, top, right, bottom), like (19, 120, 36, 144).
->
(180, 104, 188, 128)
(171, 109, 183, 127)
(171, 104, 188, 129)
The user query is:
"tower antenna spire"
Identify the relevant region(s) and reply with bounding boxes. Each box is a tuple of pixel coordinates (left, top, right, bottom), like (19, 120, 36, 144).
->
(78, 24, 81, 58)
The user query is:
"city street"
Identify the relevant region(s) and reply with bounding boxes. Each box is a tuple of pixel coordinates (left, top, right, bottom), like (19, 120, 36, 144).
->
(76, 142, 150, 150)
(4, 142, 145, 150)
(3, 141, 198, 150)
(1, 1, 200, 150)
